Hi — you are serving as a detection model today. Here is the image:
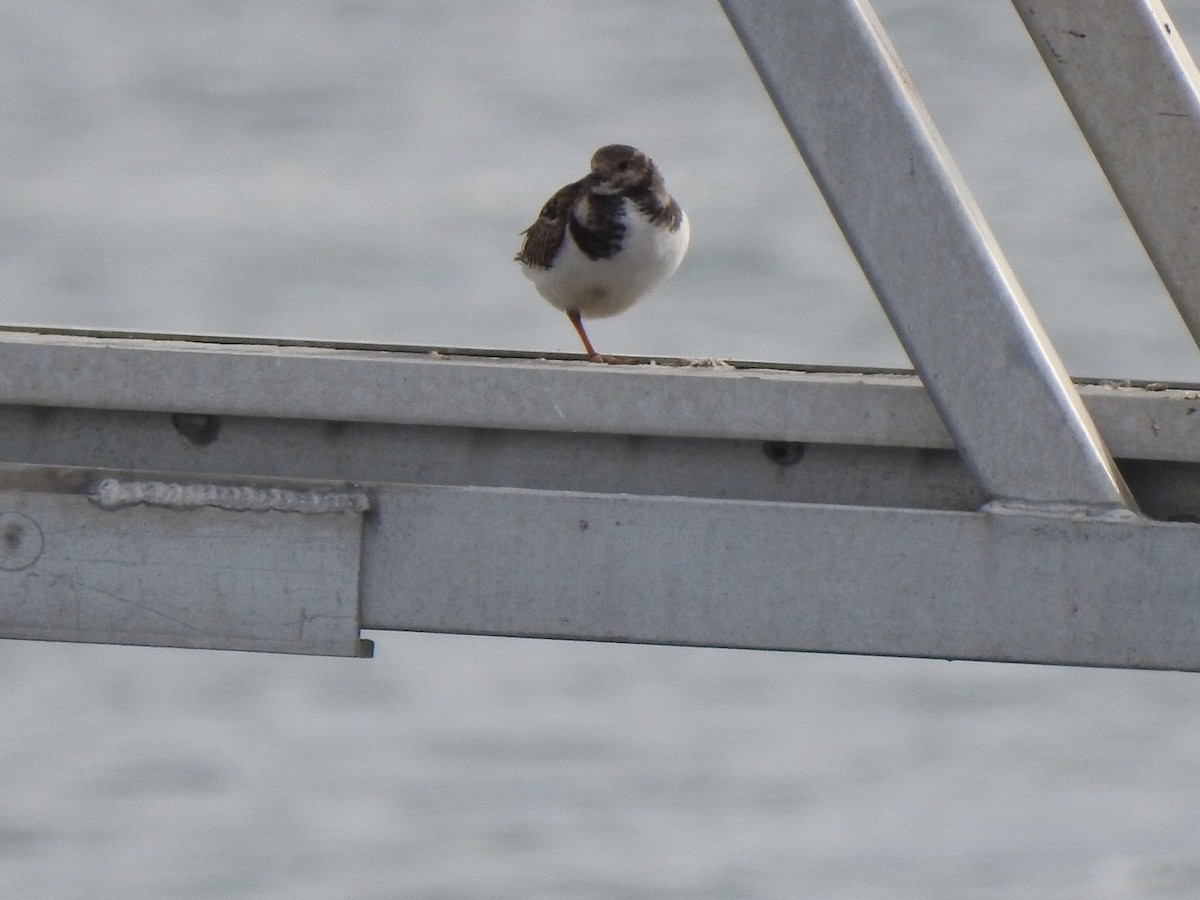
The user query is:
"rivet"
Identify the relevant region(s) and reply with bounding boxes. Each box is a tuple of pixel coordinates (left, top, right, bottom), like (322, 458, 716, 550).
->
(762, 441, 807, 467)
(0, 512, 44, 571)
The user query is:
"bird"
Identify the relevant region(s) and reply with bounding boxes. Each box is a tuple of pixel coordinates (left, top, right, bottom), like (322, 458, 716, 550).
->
(515, 144, 690, 361)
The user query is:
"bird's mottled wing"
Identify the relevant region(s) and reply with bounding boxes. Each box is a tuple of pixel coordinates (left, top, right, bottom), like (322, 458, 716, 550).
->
(515, 180, 585, 269)
(629, 187, 685, 232)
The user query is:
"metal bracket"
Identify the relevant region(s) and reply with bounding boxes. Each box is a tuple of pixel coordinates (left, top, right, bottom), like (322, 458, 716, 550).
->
(0, 466, 373, 657)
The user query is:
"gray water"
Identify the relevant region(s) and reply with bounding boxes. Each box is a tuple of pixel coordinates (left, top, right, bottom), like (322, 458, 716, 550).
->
(3, 1, 1200, 897)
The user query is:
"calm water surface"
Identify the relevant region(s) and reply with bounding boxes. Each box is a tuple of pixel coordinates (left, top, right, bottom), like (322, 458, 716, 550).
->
(3, 2, 1200, 897)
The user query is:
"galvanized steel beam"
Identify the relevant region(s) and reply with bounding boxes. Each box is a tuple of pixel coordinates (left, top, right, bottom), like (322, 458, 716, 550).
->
(5, 460, 1200, 669)
(718, 0, 1135, 513)
(0, 330, 1196, 669)
(1012, 0, 1200, 347)
(9, 395, 1200, 521)
(0, 329, 1197, 461)
(360, 483, 1200, 671)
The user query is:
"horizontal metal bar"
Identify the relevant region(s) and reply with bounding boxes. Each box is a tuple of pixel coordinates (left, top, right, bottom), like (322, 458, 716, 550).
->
(1012, 0, 1200, 346)
(0, 328, 941, 444)
(0, 405, 988, 515)
(2, 456, 1198, 668)
(1, 329, 1200, 462)
(718, 0, 1134, 512)
(361, 482, 1200, 671)
(10, 403, 1200, 522)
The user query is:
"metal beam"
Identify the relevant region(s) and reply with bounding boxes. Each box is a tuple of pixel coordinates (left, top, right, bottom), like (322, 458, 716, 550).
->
(718, 0, 1134, 513)
(0, 329, 1197, 461)
(1012, 0, 1200, 347)
(9, 392, 1200, 521)
(0, 330, 1196, 669)
(361, 483, 1200, 671)
(4, 459, 1200, 670)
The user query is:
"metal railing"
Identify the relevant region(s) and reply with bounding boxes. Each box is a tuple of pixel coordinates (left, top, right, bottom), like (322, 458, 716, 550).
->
(3, 1, 1200, 669)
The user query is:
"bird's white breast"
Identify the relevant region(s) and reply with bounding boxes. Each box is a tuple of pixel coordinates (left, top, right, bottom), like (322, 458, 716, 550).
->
(522, 201, 690, 319)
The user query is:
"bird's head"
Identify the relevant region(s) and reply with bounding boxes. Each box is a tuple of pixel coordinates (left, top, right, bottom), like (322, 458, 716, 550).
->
(587, 144, 657, 194)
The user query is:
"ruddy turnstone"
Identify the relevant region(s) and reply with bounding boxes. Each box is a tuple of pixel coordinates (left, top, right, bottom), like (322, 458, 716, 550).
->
(515, 144, 689, 361)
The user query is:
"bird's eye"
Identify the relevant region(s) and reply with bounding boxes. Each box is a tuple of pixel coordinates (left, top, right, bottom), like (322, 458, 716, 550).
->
(617, 161, 630, 172)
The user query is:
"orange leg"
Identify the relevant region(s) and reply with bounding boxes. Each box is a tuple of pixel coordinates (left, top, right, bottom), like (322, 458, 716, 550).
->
(567, 309, 601, 360)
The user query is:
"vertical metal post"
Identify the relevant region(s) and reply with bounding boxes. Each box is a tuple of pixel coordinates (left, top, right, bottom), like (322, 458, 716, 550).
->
(718, 0, 1136, 513)
(1012, 0, 1200, 351)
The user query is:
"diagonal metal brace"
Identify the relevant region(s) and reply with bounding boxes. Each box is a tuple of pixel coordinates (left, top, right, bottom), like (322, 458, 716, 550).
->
(718, 0, 1136, 514)
(1012, 0, 1200, 353)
